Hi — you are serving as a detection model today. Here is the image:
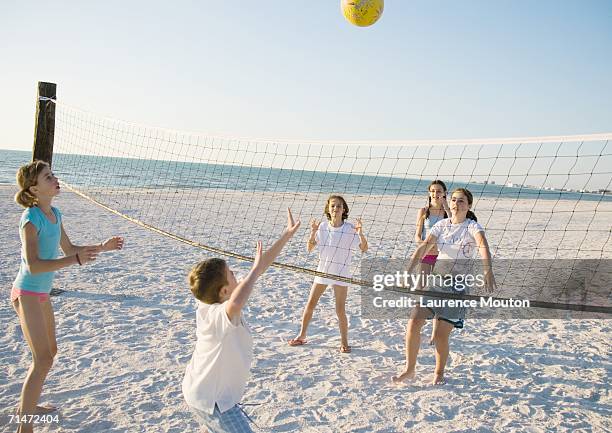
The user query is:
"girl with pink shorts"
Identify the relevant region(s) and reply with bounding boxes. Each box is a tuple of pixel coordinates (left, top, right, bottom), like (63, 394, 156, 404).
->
(412, 180, 449, 344)
(415, 180, 449, 271)
(11, 160, 124, 433)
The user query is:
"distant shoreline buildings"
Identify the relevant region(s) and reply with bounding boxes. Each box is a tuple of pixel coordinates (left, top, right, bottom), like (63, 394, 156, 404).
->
(478, 180, 610, 195)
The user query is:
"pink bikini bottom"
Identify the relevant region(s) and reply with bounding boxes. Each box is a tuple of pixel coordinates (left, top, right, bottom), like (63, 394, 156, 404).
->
(10, 287, 50, 303)
(421, 254, 438, 265)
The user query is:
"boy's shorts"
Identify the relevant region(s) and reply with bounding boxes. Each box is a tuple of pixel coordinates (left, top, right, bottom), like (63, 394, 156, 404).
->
(189, 404, 254, 433)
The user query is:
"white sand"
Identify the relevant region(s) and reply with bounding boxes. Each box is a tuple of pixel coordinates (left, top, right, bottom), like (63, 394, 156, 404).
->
(0, 185, 610, 432)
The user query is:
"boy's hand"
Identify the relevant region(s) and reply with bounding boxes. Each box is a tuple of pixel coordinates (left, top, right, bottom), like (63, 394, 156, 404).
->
(251, 240, 263, 270)
(285, 208, 301, 236)
(101, 236, 124, 252)
(310, 218, 320, 233)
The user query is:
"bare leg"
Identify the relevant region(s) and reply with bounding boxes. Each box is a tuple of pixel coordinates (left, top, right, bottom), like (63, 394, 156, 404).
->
(332, 285, 349, 351)
(290, 283, 328, 343)
(416, 262, 433, 291)
(392, 306, 429, 383)
(431, 319, 454, 385)
(36, 300, 58, 413)
(13, 297, 56, 433)
(430, 315, 439, 345)
(415, 261, 439, 346)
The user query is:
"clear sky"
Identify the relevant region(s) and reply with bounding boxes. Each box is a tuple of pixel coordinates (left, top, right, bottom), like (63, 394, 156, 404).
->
(1, 0, 611, 152)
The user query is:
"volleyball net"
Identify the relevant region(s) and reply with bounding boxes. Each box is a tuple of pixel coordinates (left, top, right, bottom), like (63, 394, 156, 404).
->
(49, 101, 612, 315)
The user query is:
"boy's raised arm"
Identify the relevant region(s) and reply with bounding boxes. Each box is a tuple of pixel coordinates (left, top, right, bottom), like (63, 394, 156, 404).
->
(226, 209, 301, 320)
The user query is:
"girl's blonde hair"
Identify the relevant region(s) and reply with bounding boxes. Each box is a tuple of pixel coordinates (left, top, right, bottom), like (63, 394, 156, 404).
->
(15, 160, 49, 208)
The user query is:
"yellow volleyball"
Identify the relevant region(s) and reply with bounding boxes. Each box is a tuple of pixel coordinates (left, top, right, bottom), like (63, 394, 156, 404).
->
(341, 0, 384, 27)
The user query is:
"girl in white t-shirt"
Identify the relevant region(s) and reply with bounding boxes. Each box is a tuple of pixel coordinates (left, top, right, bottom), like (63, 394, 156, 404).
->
(288, 195, 368, 353)
(393, 188, 496, 386)
(182, 209, 300, 433)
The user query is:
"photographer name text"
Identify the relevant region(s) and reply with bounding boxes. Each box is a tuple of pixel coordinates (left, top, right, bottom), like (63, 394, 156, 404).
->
(372, 296, 530, 309)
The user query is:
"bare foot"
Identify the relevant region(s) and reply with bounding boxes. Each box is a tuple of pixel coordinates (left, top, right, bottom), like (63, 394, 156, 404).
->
(392, 369, 416, 384)
(12, 407, 56, 433)
(339, 345, 351, 354)
(14, 405, 57, 416)
(288, 337, 307, 346)
(15, 406, 57, 415)
(431, 373, 446, 385)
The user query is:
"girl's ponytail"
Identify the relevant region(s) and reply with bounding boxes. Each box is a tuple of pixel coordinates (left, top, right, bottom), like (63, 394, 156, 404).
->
(14, 160, 49, 208)
(466, 210, 477, 222)
(14, 189, 38, 208)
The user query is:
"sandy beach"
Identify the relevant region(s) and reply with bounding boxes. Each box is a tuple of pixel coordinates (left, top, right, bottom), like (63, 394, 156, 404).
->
(1, 184, 610, 432)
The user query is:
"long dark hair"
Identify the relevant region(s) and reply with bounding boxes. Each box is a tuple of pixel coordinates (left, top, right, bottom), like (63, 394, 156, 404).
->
(452, 188, 477, 222)
(425, 180, 448, 220)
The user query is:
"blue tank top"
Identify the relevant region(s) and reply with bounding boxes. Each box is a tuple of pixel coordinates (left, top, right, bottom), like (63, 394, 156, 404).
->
(13, 206, 62, 293)
(421, 212, 445, 241)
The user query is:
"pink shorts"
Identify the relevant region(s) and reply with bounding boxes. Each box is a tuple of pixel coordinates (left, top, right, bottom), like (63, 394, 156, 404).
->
(10, 287, 50, 303)
(421, 254, 438, 265)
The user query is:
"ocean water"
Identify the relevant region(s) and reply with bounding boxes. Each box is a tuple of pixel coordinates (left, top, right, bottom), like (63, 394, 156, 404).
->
(1, 148, 610, 202)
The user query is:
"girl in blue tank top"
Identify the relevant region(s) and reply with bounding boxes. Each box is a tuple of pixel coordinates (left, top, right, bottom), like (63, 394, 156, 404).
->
(11, 160, 124, 427)
(414, 180, 450, 266)
(412, 181, 450, 348)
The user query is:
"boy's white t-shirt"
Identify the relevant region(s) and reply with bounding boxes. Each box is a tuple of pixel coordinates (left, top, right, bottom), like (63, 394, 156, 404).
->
(429, 218, 484, 260)
(314, 221, 361, 286)
(182, 300, 253, 414)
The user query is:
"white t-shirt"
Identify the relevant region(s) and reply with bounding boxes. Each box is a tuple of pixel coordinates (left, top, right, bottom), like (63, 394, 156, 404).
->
(182, 300, 253, 414)
(429, 218, 484, 261)
(314, 221, 361, 286)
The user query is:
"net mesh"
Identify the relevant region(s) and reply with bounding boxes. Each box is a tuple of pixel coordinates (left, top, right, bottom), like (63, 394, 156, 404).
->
(50, 101, 612, 312)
